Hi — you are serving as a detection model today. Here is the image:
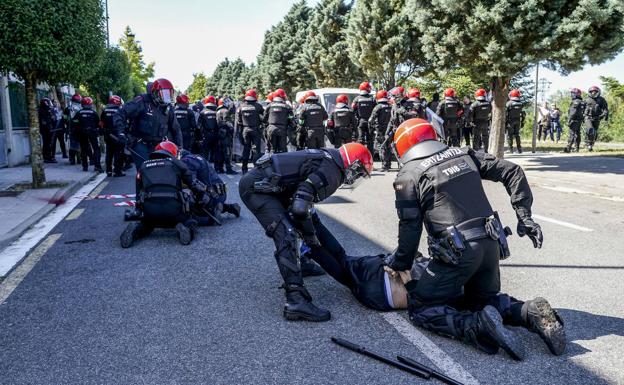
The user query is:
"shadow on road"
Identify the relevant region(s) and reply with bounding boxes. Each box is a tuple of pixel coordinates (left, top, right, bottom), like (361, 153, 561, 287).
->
(557, 308, 624, 358)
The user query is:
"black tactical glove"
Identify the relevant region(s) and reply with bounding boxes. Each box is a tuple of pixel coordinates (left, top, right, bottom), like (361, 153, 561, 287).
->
(517, 217, 543, 249)
(383, 252, 413, 272)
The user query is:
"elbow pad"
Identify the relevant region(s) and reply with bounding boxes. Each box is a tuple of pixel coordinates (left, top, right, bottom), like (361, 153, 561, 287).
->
(290, 190, 314, 220)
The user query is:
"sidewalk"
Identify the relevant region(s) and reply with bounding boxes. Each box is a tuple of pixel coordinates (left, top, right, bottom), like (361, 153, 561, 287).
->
(0, 162, 98, 251)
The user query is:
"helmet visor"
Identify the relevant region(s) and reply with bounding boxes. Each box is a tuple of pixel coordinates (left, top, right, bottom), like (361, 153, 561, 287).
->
(158, 88, 174, 104)
(343, 160, 370, 189)
(589, 90, 599, 97)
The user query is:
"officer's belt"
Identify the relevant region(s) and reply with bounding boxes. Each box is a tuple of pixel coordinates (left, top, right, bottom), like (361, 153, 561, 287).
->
(437, 217, 490, 242)
(143, 191, 180, 200)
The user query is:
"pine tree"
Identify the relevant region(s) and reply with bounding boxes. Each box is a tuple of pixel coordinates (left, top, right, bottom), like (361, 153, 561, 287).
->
(406, 0, 624, 157)
(118, 26, 155, 96)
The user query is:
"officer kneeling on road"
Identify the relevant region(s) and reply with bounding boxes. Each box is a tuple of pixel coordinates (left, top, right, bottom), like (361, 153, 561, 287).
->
(121, 141, 207, 248)
(385, 118, 565, 360)
(179, 150, 241, 226)
(238, 143, 373, 322)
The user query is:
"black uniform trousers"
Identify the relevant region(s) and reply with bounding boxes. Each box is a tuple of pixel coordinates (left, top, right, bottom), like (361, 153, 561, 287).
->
(409, 238, 524, 338)
(584, 118, 601, 146)
(267, 125, 288, 153)
(40, 129, 55, 161)
(444, 119, 460, 147)
(333, 128, 353, 148)
(52, 129, 67, 158)
(567, 121, 582, 151)
(141, 196, 191, 231)
(241, 127, 262, 171)
(79, 132, 101, 170)
(506, 120, 522, 151)
(357, 120, 374, 155)
(307, 128, 325, 149)
(104, 134, 124, 174)
(472, 120, 489, 153)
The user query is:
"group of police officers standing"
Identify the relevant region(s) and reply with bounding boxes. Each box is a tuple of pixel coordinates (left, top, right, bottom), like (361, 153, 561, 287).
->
(52, 76, 585, 363)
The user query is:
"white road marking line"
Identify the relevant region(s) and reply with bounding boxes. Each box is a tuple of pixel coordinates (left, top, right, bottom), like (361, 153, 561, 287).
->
(382, 313, 480, 385)
(0, 174, 106, 276)
(533, 214, 593, 232)
(65, 208, 85, 221)
(88, 180, 109, 199)
(0, 233, 61, 305)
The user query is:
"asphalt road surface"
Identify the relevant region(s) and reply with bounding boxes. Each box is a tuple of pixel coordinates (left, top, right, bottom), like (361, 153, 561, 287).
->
(1, 153, 623, 385)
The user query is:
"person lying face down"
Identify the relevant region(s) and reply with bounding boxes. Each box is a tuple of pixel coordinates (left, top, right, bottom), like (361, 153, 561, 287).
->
(302, 211, 428, 311)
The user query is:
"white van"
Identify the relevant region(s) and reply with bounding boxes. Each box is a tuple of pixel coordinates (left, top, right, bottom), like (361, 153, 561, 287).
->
(295, 87, 362, 114)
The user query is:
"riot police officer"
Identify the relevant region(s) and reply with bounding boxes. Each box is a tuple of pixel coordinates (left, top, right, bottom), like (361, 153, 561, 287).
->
(75, 97, 102, 173)
(327, 94, 356, 148)
(38, 98, 58, 163)
(470, 88, 492, 152)
(386, 118, 564, 360)
(62, 93, 83, 165)
(179, 150, 240, 225)
(563, 88, 586, 153)
(368, 90, 392, 170)
(352, 81, 376, 155)
(263, 89, 294, 153)
(112, 78, 182, 169)
(238, 143, 373, 321)
(387, 88, 426, 142)
(297, 91, 328, 150)
(506, 89, 525, 153)
(101, 95, 125, 177)
(235, 89, 265, 173)
(583, 86, 609, 151)
(216, 98, 238, 174)
(120, 141, 206, 248)
(172, 94, 199, 152)
(198, 96, 220, 163)
(460, 96, 473, 147)
(436, 88, 462, 147)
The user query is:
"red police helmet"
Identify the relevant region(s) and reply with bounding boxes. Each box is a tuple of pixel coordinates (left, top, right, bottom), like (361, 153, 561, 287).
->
(389, 86, 405, 99)
(339, 142, 373, 188)
(109, 95, 123, 106)
(275, 88, 287, 100)
(570, 88, 582, 97)
(81, 97, 93, 106)
(393, 118, 437, 158)
(359, 81, 372, 93)
(267, 92, 275, 102)
(176, 94, 190, 104)
(509, 89, 521, 98)
(71, 93, 82, 103)
(444, 88, 456, 98)
(304, 90, 318, 102)
(376, 90, 388, 101)
(474, 88, 487, 98)
(151, 78, 175, 105)
(245, 89, 258, 101)
(202, 95, 216, 107)
(218, 98, 224, 107)
(588, 86, 601, 97)
(155, 140, 178, 158)
(407, 88, 421, 99)
(336, 94, 349, 104)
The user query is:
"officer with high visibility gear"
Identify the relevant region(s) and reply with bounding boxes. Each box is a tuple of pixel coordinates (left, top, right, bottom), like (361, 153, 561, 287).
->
(120, 141, 207, 248)
(238, 143, 373, 322)
(386, 118, 564, 360)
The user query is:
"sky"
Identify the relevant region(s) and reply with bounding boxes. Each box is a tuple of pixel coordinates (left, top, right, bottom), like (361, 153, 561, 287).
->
(107, 0, 624, 96)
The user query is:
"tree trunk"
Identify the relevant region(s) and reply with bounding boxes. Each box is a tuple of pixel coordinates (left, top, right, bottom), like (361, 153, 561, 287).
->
(25, 73, 46, 188)
(489, 76, 509, 158)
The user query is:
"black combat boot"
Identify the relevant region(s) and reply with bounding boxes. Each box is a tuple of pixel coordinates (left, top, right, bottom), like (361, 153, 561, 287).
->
(222, 203, 241, 217)
(521, 297, 566, 356)
(283, 284, 331, 322)
(120, 222, 151, 248)
(176, 220, 197, 245)
(463, 306, 525, 360)
(300, 254, 325, 277)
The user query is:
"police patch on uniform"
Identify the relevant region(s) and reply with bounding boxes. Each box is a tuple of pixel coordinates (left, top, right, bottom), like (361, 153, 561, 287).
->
(394, 182, 404, 191)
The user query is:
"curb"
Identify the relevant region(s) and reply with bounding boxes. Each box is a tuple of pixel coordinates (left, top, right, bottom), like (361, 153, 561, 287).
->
(0, 172, 98, 251)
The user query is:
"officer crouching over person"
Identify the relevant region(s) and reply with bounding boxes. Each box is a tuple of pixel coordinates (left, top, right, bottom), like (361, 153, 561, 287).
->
(385, 118, 565, 360)
(179, 150, 241, 226)
(238, 143, 373, 322)
(120, 141, 207, 248)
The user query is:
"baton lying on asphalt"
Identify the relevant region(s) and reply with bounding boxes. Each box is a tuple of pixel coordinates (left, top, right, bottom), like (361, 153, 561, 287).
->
(397, 355, 464, 385)
(331, 337, 430, 379)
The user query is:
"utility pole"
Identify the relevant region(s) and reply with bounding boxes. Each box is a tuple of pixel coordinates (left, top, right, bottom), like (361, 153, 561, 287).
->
(538, 77, 552, 103)
(532, 63, 539, 153)
(105, 0, 110, 48)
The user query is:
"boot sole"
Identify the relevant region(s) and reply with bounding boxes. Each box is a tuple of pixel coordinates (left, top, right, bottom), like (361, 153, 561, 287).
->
(120, 226, 135, 248)
(529, 297, 566, 356)
(482, 306, 525, 361)
(176, 223, 192, 245)
(283, 309, 331, 322)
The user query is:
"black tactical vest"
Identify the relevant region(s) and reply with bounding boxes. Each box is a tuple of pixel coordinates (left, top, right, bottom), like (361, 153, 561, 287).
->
(507, 100, 524, 121)
(405, 148, 493, 233)
(355, 95, 375, 120)
(584, 97, 605, 119)
(569, 98, 585, 121)
(240, 104, 260, 128)
(200, 109, 218, 132)
(267, 102, 289, 126)
(333, 104, 353, 128)
(140, 158, 182, 195)
(404, 99, 425, 120)
(472, 101, 491, 122)
(303, 104, 325, 128)
(375, 103, 392, 130)
(77, 109, 99, 133)
(102, 105, 120, 133)
(441, 99, 460, 120)
(174, 106, 193, 130)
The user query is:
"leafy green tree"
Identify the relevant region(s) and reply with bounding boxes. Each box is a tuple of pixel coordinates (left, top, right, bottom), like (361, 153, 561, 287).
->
(408, 68, 481, 101)
(600, 76, 624, 100)
(119, 26, 155, 96)
(406, 0, 624, 157)
(186, 72, 208, 102)
(346, 0, 422, 88)
(84, 46, 133, 106)
(303, 0, 363, 87)
(0, 0, 105, 187)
